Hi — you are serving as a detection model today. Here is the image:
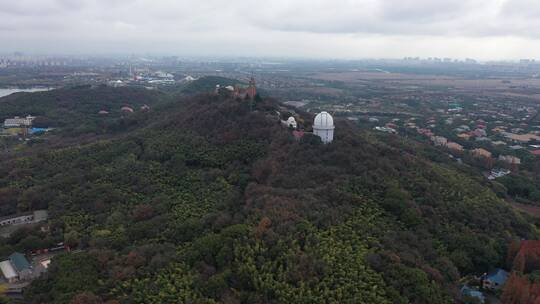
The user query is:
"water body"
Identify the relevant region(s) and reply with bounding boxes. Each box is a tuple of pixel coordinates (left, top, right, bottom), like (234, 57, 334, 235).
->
(0, 88, 52, 98)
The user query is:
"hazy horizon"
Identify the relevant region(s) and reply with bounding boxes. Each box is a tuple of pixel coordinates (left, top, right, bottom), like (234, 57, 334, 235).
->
(3, 0, 540, 60)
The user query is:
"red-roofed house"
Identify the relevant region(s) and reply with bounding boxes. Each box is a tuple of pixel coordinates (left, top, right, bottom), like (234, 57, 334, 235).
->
(292, 130, 305, 141)
(472, 129, 487, 137)
(417, 128, 433, 137)
(472, 148, 492, 158)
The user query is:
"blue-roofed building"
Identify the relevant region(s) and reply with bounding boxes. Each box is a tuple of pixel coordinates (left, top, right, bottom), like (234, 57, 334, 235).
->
(9, 252, 32, 280)
(482, 268, 510, 290)
(9, 252, 30, 272)
(29, 127, 49, 134)
(460, 285, 485, 304)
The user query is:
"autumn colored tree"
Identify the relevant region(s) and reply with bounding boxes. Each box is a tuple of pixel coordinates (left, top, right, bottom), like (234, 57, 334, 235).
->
(502, 273, 530, 304)
(132, 204, 155, 222)
(529, 283, 540, 303)
(70, 292, 103, 304)
(255, 216, 272, 238)
(508, 241, 540, 274)
(509, 240, 522, 268)
(515, 252, 527, 273)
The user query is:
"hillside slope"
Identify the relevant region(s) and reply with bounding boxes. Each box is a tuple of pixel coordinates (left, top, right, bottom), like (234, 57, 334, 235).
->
(0, 85, 167, 136)
(180, 76, 241, 95)
(0, 92, 536, 303)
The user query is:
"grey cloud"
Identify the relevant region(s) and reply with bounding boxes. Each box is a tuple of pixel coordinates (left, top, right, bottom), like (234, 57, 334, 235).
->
(238, 0, 540, 39)
(2, 0, 540, 59)
(0, 0, 74, 16)
(500, 0, 540, 17)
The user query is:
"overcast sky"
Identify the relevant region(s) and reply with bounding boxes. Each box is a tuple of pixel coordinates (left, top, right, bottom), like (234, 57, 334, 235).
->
(1, 0, 540, 60)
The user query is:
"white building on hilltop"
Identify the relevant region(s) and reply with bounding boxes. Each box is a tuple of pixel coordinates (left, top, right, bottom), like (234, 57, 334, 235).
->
(313, 111, 335, 144)
(284, 117, 297, 129)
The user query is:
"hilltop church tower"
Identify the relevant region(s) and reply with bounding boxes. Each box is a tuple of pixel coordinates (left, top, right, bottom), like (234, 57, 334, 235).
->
(246, 77, 257, 100)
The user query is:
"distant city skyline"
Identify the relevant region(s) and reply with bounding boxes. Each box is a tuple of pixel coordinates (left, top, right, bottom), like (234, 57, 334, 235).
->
(3, 0, 540, 60)
(1, 53, 537, 64)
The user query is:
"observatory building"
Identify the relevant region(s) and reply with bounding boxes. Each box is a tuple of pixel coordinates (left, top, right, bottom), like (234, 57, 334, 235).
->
(285, 117, 297, 129)
(313, 111, 334, 144)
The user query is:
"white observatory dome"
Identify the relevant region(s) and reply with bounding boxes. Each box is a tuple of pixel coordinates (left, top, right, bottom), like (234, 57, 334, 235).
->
(313, 111, 334, 144)
(286, 116, 297, 129)
(314, 111, 334, 128)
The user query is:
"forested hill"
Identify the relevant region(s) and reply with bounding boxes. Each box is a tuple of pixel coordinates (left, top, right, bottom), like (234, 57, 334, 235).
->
(1, 90, 537, 303)
(0, 85, 167, 137)
(180, 76, 240, 94)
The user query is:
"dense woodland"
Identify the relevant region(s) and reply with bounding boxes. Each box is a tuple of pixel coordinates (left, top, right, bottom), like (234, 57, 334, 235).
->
(0, 84, 538, 303)
(0, 85, 167, 137)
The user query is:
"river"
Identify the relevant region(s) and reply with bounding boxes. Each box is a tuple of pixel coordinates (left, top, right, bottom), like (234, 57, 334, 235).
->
(0, 88, 52, 98)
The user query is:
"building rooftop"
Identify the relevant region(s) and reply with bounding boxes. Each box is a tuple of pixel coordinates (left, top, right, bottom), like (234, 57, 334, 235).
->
(313, 111, 334, 129)
(0, 260, 17, 279)
(33, 210, 48, 222)
(503, 132, 540, 143)
(485, 268, 509, 286)
(472, 148, 492, 158)
(460, 285, 485, 303)
(9, 252, 30, 272)
(0, 211, 33, 222)
(0, 210, 48, 222)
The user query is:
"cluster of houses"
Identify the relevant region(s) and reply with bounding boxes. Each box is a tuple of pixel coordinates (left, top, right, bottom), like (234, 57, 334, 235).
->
(412, 120, 524, 178)
(0, 249, 59, 285)
(374, 126, 397, 134)
(0, 210, 55, 288)
(369, 116, 524, 176)
(437, 106, 540, 157)
(0, 215, 65, 300)
(108, 70, 177, 87)
(428, 134, 465, 152)
(97, 104, 150, 115)
(2, 115, 39, 137)
(2, 115, 52, 139)
(0, 252, 34, 283)
(487, 168, 511, 180)
(415, 128, 467, 153)
(366, 97, 540, 176)
(372, 118, 400, 134)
